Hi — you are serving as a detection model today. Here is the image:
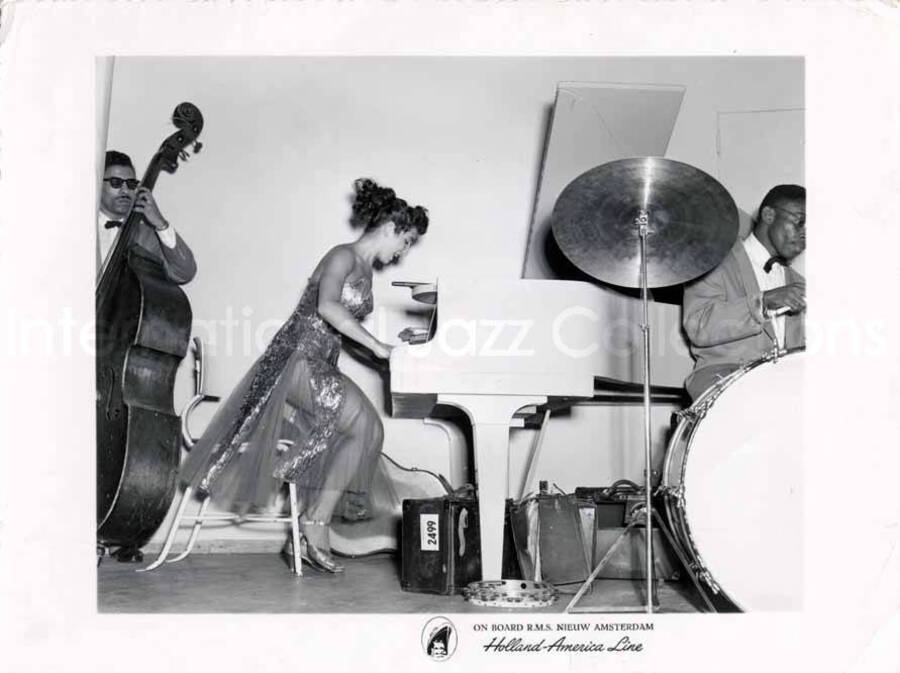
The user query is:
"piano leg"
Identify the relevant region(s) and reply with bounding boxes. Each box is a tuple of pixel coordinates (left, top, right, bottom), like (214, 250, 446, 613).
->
(423, 417, 468, 489)
(471, 421, 515, 581)
(437, 393, 547, 581)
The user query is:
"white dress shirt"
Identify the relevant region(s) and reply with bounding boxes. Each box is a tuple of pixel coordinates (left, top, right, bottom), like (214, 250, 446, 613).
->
(743, 233, 786, 347)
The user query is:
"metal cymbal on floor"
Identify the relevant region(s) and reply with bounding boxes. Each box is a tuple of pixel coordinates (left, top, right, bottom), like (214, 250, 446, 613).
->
(551, 157, 739, 288)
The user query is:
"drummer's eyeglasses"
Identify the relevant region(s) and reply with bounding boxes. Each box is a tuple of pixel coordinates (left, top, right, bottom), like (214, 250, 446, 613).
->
(771, 206, 805, 227)
(104, 177, 140, 190)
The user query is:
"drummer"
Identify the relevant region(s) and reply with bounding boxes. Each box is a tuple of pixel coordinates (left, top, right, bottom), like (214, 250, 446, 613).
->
(682, 184, 807, 400)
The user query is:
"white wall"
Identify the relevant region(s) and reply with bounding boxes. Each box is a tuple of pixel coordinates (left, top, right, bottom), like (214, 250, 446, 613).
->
(105, 57, 802, 548)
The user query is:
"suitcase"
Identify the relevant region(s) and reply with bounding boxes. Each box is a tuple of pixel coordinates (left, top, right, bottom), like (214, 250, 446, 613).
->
(508, 493, 591, 585)
(400, 496, 520, 595)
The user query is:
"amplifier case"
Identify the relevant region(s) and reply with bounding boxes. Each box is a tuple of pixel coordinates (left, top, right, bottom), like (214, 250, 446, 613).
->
(576, 485, 680, 580)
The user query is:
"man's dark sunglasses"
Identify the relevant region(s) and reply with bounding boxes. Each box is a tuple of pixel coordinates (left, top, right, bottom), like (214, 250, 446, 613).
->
(104, 177, 140, 190)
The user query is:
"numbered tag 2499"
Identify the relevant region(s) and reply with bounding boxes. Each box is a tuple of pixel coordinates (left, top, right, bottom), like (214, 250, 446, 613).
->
(420, 513, 440, 551)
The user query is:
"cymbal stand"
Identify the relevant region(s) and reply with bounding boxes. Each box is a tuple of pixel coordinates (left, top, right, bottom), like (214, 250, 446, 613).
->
(637, 210, 654, 613)
(564, 209, 657, 614)
(564, 502, 717, 613)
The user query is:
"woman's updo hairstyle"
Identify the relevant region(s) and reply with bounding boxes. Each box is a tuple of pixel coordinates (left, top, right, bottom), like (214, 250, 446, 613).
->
(351, 178, 429, 236)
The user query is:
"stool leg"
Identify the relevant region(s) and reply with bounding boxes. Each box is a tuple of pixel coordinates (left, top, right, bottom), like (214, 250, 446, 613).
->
(168, 495, 211, 563)
(138, 487, 193, 573)
(288, 482, 302, 577)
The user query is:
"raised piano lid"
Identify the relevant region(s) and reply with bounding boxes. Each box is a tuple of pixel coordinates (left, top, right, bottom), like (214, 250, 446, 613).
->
(390, 276, 693, 406)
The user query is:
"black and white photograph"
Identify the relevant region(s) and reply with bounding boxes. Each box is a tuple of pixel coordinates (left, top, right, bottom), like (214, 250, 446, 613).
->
(93, 55, 806, 615)
(2, 4, 900, 673)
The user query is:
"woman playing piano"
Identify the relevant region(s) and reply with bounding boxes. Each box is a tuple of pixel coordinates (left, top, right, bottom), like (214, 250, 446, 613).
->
(179, 178, 428, 573)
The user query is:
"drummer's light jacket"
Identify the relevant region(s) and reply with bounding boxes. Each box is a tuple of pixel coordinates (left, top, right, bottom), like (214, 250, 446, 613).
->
(682, 240, 804, 399)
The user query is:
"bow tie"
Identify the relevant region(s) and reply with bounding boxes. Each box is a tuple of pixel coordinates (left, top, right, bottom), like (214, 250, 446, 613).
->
(104, 220, 123, 230)
(764, 255, 788, 273)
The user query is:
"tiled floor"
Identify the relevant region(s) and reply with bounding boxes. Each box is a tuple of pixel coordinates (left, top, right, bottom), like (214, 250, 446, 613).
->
(98, 552, 706, 613)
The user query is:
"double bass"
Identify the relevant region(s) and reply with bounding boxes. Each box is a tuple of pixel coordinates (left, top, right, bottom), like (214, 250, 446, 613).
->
(96, 103, 203, 560)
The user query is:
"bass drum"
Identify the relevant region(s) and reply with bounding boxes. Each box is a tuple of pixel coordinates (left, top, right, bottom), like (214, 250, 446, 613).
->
(662, 349, 804, 611)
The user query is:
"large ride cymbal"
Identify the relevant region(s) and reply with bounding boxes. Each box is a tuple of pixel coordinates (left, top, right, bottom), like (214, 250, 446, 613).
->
(551, 158, 739, 288)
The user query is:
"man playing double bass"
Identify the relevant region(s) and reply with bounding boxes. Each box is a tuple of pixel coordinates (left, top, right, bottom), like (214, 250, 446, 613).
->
(97, 149, 197, 563)
(98, 150, 196, 283)
(682, 184, 806, 401)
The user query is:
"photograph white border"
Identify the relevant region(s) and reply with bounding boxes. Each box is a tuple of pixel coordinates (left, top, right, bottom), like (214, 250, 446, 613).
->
(1, 2, 899, 672)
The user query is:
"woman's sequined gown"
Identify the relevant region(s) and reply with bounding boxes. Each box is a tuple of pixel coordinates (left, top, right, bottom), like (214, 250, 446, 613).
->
(179, 276, 386, 515)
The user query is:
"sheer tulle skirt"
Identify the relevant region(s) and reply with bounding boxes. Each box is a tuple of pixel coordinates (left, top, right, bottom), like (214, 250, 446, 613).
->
(179, 348, 396, 519)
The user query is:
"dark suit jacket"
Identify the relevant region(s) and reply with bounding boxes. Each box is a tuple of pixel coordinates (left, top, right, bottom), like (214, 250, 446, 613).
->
(682, 241, 804, 399)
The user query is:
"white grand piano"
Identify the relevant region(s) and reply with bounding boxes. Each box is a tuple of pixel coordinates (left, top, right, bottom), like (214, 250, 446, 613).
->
(390, 276, 692, 580)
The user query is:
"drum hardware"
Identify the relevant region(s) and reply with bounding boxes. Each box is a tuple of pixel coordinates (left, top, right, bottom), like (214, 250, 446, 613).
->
(553, 158, 738, 613)
(565, 501, 717, 613)
(658, 483, 684, 504)
(683, 551, 722, 595)
(623, 500, 647, 526)
(682, 374, 739, 419)
(674, 408, 695, 423)
(656, 486, 722, 605)
(660, 482, 721, 603)
(694, 566, 721, 594)
(684, 398, 713, 420)
(652, 500, 722, 604)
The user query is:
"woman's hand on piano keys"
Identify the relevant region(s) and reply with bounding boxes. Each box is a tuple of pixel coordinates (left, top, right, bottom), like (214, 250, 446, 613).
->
(398, 327, 429, 344)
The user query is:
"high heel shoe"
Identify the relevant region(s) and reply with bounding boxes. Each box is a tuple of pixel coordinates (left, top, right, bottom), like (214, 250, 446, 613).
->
(282, 535, 345, 574)
(289, 520, 344, 573)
